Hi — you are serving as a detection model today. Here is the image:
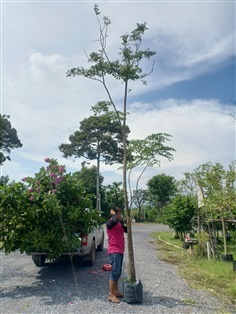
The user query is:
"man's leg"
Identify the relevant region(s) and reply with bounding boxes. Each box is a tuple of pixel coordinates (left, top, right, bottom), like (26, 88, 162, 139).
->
(114, 281, 124, 298)
(113, 254, 124, 298)
(108, 254, 120, 303)
(108, 280, 120, 303)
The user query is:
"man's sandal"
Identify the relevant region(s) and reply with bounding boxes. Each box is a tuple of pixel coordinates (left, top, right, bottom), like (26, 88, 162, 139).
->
(115, 292, 124, 298)
(108, 295, 120, 303)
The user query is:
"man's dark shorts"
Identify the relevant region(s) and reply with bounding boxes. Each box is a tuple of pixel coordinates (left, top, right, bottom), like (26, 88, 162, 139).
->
(109, 253, 123, 281)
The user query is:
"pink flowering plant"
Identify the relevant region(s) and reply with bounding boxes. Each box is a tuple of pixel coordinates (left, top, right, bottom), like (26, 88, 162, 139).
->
(0, 158, 102, 259)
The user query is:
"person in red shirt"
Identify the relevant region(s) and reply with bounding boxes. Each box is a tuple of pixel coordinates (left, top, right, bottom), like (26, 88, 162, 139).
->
(106, 206, 127, 304)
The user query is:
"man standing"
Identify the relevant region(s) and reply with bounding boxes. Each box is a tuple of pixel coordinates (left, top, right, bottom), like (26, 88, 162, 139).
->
(106, 206, 127, 304)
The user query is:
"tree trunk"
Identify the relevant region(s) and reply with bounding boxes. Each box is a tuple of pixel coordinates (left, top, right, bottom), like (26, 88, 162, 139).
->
(212, 222, 218, 259)
(126, 216, 136, 282)
(197, 207, 201, 234)
(123, 79, 136, 283)
(123, 140, 136, 282)
(96, 150, 100, 211)
(138, 205, 142, 221)
(222, 218, 228, 255)
(207, 221, 215, 259)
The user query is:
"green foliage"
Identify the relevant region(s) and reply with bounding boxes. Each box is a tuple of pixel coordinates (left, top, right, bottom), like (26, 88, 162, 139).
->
(67, 18, 156, 89)
(0, 158, 102, 259)
(103, 181, 125, 210)
(128, 133, 175, 170)
(132, 189, 149, 221)
(192, 233, 209, 258)
(152, 231, 236, 306)
(177, 172, 197, 197)
(59, 101, 129, 165)
(161, 195, 197, 234)
(144, 206, 160, 222)
(147, 173, 177, 208)
(74, 163, 104, 209)
(194, 161, 236, 255)
(127, 133, 175, 198)
(0, 175, 11, 186)
(0, 114, 23, 165)
(195, 161, 236, 220)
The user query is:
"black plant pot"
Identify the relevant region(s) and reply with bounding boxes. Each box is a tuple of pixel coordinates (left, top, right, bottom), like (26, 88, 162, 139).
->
(233, 261, 236, 272)
(221, 254, 233, 262)
(123, 279, 143, 304)
(182, 242, 190, 249)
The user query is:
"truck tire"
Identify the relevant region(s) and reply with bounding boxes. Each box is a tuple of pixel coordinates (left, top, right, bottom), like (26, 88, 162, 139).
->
(32, 255, 46, 267)
(84, 240, 96, 266)
(97, 233, 104, 251)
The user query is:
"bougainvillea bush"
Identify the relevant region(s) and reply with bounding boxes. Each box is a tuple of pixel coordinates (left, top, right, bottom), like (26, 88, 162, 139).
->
(0, 158, 102, 259)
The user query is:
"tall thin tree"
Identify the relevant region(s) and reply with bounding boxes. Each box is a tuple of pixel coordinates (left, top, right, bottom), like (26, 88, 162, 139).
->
(67, 5, 156, 282)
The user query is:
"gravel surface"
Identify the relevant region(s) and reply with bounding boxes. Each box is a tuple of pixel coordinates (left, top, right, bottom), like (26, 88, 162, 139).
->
(1, 224, 235, 314)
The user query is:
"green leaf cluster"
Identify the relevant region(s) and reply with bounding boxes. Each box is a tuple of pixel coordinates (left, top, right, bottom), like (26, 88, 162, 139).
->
(147, 173, 177, 208)
(0, 114, 23, 165)
(0, 158, 102, 259)
(59, 101, 129, 165)
(103, 181, 125, 210)
(128, 133, 175, 169)
(66, 21, 156, 84)
(161, 195, 198, 235)
(195, 161, 236, 220)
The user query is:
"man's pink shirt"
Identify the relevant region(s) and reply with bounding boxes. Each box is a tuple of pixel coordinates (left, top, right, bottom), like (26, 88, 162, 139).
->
(107, 221, 125, 254)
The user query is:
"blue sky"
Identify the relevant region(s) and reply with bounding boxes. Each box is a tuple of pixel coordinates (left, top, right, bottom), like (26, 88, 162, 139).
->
(146, 58, 235, 103)
(1, 1, 235, 190)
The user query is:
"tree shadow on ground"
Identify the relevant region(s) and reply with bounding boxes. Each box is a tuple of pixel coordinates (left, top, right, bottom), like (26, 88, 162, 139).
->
(0, 248, 111, 306)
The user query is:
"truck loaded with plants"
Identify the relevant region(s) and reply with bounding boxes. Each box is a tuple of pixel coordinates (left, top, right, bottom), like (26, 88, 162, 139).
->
(0, 158, 103, 266)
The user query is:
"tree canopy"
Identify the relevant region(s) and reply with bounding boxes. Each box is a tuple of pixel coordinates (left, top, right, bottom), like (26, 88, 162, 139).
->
(127, 133, 175, 199)
(74, 162, 104, 209)
(162, 195, 197, 240)
(0, 114, 23, 165)
(194, 161, 236, 221)
(103, 181, 125, 210)
(147, 173, 177, 208)
(0, 158, 102, 259)
(59, 102, 128, 165)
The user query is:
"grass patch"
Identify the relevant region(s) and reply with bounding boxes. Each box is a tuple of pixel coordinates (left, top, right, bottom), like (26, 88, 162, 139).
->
(151, 231, 236, 307)
(181, 298, 197, 305)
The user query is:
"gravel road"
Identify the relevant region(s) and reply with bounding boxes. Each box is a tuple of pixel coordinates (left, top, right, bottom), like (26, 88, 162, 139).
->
(1, 224, 235, 314)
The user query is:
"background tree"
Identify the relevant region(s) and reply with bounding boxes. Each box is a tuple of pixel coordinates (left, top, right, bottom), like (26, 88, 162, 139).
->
(147, 173, 177, 220)
(59, 101, 128, 211)
(0, 114, 23, 165)
(0, 175, 11, 186)
(74, 162, 104, 209)
(127, 133, 175, 205)
(161, 195, 197, 241)
(177, 172, 197, 197)
(194, 161, 236, 256)
(66, 5, 156, 282)
(132, 189, 149, 221)
(103, 181, 125, 213)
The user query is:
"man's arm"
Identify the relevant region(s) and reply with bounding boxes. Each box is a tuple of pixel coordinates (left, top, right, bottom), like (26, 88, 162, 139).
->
(121, 220, 127, 233)
(106, 214, 118, 230)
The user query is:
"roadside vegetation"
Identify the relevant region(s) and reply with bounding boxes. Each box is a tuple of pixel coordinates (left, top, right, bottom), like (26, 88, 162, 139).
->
(151, 230, 236, 306)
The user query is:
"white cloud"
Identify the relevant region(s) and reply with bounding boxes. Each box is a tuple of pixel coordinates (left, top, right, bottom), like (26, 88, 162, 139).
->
(2, 98, 235, 188)
(123, 99, 235, 187)
(1, 1, 235, 189)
